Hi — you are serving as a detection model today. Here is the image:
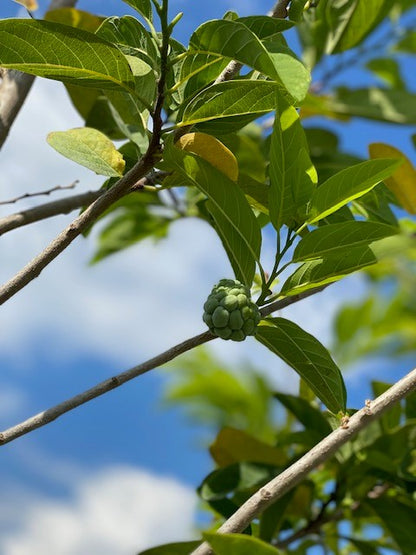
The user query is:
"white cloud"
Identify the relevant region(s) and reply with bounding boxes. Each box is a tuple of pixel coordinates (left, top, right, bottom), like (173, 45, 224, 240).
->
(0, 465, 197, 555)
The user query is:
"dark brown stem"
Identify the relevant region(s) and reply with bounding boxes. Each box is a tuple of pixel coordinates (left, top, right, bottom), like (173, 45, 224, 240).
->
(268, 0, 291, 18)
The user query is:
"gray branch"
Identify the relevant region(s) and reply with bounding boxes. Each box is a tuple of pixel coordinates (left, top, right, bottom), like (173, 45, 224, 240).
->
(0, 0, 78, 149)
(0, 160, 156, 305)
(191, 367, 416, 555)
(0, 190, 102, 236)
(0, 287, 326, 445)
(268, 0, 291, 18)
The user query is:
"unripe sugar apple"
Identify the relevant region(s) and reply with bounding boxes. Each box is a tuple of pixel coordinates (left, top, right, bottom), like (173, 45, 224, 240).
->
(203, 279, 261, 341)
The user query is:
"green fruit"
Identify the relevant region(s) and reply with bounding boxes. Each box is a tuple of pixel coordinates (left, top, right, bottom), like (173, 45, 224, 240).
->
(202, 279, 261, 341)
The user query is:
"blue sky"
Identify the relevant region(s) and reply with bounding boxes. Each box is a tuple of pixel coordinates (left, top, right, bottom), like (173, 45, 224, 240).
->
(0, 1, 415, 553)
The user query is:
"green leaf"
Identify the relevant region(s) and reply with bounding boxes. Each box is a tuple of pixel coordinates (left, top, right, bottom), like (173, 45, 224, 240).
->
(64, 85, 125, 140)
(179, 81, 282, 126)
(366, 58, 405, 89)
(308, 87, 416, 125)
(195, 114, 261, 135)
(293, 221, 398, 261)
(306, 159, 401, 224)
(325, 0, 390, 53)
(238, 174, 269, 214)
(199, 463, 272, 501)
(0, 19, 135, 93)
(44, 7, 104, 32)
(189, 19, 310, 102)
(273, 393, 332, 438)
(269, 95, 317, 229)
(393, 30, 416, 53)
(405, 390, 416, 419)
(176, 53, 229, 101)
(371, 381, 401, 431)
(256, 318, 346, 413)
(353, 185, 399, 226)
(366, 497, 416, 553)
(342, 537, 380, 555)
(96, 16, 159, 69)
(106, 89, 150, 149)
(47, 127, 125, 176)
(221, 133, 266, 182)
(137, 541, 200, 555)
(204, 532, 282, 555)
(164, 142, 261, 285)
(210, 427, 286, 467)
(91, 200, 171, 263)
(289, 0, 309, 21)
(165, 348, 275, 441)
(281, 246, 378, 295)
(236, 16, 294, 39)
(259, 491, 295, 542)
(122, 0, 153, 22)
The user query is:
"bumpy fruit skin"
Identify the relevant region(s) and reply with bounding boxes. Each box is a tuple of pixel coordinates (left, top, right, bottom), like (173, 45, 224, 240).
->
(203, 279, 261, 341)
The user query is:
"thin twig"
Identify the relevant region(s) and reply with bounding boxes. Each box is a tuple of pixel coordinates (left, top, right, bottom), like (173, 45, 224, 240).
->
(0, 181, 79, 205)
(0, 287, 325, 445)
(190, 367, 416, 555)
(0, 331, 216, 446)
(0, 189, 102, 235)
(0, 172, 167, 236)
(274, 481, 390, 548)
(0, 0, 78, 149)
(0, 151, 157, 306)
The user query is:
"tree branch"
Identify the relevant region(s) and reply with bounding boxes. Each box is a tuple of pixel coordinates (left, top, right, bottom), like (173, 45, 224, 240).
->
(0, 161, 157, 305)
(0, 0, 78, 149)
(214, 0, 291, 85)
(268, 0, 291, 18)
(0, 4, 174, 303)
(0, 287, 324, 445)
(0, 170, 168, 236)
(0, 181, 79, 205)
(190, 367, 416, 555)
(0, 331, 216, 446)
(175, 0, 290, 141)
(274, 482, 390, 548)
(0, 190, 102, 235)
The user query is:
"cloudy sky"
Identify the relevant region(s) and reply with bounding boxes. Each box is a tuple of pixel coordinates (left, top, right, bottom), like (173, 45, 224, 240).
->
(0, 1, 414, 554)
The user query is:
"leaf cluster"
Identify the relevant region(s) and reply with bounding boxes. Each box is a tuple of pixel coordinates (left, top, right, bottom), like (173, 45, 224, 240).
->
(156, 348, 416, 554)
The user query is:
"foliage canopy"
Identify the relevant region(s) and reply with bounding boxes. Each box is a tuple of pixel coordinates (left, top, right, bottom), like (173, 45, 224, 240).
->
(0, 0, 415, 552)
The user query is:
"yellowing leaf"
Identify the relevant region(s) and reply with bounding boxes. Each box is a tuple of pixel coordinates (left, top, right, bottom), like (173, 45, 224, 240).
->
(47, 127, 125, 177)
(369, 143, 416, 214)
(176, 132, 238, 182)
(14, 0, 38, 10)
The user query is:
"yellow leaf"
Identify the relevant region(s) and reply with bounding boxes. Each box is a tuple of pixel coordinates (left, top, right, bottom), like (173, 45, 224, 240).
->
(14, 0, 38, 10)
(176, 132, 238, 182)
(369, 142, 416, 214)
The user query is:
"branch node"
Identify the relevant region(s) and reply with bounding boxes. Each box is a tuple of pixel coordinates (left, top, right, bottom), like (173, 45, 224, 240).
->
(260, 488, 272, 501)
(364, 399, 373, 415)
